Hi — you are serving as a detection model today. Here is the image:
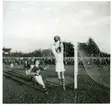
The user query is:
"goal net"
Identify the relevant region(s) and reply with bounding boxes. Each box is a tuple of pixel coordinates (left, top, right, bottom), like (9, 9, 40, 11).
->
(75, 39, 110, 90)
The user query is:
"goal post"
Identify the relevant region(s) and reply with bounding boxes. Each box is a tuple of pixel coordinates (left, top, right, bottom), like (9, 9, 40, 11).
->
(74, 42, 78, 89)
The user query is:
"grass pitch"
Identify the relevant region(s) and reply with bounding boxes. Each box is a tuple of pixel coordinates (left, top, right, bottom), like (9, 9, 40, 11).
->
(3, 64, 110, 103)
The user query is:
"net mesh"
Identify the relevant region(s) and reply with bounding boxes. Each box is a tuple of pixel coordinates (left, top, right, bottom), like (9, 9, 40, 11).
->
(77, 42, 110, 89)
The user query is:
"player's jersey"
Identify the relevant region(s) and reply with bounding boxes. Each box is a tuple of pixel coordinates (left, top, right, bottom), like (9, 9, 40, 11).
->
(31, 65, 44, 76)
(52, 42, 64, 63)
(51, 42, 65, 72)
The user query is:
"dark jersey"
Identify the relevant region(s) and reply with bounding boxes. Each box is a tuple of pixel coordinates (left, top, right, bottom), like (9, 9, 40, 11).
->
(31, 65, 44, 75)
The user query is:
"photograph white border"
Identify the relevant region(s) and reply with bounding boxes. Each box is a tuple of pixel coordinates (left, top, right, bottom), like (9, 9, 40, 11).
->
(1, 0, 111, 105)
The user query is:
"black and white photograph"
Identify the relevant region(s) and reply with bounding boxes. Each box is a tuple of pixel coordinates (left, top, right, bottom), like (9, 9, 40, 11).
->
(3, 0, 110, 103)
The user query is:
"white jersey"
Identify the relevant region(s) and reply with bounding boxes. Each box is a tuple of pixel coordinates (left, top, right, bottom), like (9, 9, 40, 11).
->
(51, 42, 65, 72)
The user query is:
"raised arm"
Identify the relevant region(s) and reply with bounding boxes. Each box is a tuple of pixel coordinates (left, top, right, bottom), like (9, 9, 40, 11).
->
(60, 42, 64, 54)
(51, 44, 57, 56)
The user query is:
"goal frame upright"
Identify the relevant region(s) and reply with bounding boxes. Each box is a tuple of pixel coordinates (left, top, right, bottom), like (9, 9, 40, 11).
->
(74, 42, 78, 89)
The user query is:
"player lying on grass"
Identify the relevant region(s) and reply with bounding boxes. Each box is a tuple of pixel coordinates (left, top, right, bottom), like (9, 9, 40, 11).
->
(51, 35, 66, 90)
(29, 59, 49, 95)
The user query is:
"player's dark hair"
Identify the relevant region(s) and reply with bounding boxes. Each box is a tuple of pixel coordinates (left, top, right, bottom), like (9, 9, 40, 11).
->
(54, 35, 60, 42)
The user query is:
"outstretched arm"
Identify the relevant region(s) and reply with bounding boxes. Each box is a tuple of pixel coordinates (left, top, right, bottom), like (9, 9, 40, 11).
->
(39, 65, 49, 71)
(44, 65, 49, 70)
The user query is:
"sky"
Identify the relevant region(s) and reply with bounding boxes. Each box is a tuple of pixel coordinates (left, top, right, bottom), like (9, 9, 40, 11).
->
(3, 1, 110, 53)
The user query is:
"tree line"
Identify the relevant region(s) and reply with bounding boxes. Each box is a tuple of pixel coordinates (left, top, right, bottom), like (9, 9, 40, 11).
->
(3, 42, 74, 57)
(3, 38, 110, 57)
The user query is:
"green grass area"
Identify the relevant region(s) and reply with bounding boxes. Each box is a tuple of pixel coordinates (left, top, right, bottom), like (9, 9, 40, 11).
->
(42, 65, 74, 78)
(3, 64, 110, 103)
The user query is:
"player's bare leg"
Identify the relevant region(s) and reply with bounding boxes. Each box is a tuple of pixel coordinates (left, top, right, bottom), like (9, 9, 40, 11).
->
(34, 75, 48, 95)
(57, 72, 61, 85)
(42, 83, 48, 95)
(62, 72, 66, 91)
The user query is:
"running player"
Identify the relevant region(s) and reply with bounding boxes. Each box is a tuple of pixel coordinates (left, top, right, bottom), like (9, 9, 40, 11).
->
(51, 35, 66, 90)
(29, 59, 49, 95)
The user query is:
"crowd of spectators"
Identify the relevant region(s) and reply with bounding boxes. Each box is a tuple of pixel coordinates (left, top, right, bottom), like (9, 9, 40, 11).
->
(3, 56, 110, 67)
(3, 57, 74, 66)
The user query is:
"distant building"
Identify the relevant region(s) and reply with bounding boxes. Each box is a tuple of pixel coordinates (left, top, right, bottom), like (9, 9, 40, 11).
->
(3, 47, 11, 56)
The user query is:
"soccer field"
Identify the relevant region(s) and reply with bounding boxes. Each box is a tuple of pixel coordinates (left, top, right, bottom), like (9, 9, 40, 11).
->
(3, 64, 110, 103)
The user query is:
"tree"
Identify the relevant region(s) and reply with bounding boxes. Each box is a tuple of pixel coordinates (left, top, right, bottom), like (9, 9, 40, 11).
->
(31, 49, 42, 57)
(87, 37, 100, 56)
(4, 42, 74, 57)
(63, 42, 74, 57)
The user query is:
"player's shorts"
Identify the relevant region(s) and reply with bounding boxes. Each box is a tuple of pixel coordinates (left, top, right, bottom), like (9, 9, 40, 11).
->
(34, 75, 44, 86)
(55, 62, 65, 72)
